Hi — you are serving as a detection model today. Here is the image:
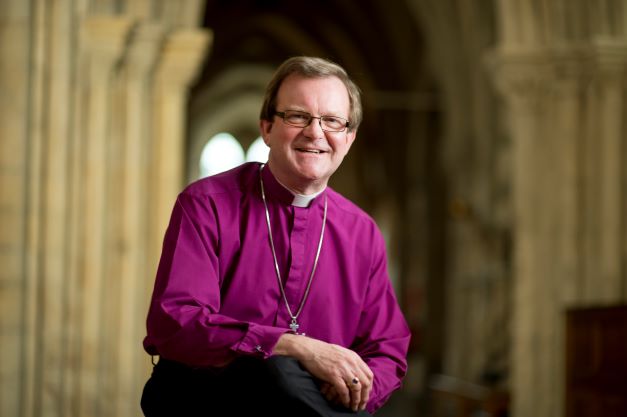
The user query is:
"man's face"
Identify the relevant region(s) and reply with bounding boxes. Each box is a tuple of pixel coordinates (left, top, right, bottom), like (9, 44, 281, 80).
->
(259, 74, 356, 194)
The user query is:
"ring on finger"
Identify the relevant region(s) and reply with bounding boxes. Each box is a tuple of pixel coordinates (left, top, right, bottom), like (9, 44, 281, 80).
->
(347, 377, 361, 390)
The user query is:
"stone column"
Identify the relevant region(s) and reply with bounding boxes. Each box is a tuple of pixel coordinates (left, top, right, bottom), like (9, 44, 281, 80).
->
(33, 1, 85, 414)
(580, 41, 626, 303)
(495, 52, 582, 417)
(0, 2, 35, 416)
(149, 28, 211, 264)
(71, 15, 134, 417)
(491, 42, 627, 417)
(0, 1, 212, 416)
(103, 22, 166, 417)
(491, 2, 627, 416)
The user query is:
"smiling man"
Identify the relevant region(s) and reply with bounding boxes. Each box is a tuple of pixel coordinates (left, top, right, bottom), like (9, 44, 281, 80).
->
(141, 57, 410, 417)
(260, 72, 356, 195)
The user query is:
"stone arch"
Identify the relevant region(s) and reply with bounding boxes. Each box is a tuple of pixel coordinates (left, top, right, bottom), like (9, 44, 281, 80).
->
(187, 64, 275, 181)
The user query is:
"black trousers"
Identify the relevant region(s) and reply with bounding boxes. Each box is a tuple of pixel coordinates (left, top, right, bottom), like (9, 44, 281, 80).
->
(141, 355, 372, 417)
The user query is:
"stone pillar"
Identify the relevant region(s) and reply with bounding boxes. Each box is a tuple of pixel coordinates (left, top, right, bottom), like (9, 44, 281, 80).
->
(149, 28, 211, 263)
(581, 41, 626, 303)
(492, 52, 580, 417)
(491, 39, 627, 417)
(491, 2, 627, 416)
(104, 22, 166, 417)
(72, 15, 135, 417)
(0, 2, 34, 416)
(0, 1, 212, 416)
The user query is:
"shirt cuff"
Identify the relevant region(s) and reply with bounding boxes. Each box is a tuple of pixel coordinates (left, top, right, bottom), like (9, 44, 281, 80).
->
(233, 323, 289, 359)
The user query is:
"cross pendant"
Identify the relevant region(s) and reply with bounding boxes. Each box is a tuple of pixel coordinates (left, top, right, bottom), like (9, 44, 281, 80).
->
(289, 319, 300, 334)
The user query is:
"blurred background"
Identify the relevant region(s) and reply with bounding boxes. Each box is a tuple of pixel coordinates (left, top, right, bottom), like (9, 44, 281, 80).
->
(1, 1, 626, 416)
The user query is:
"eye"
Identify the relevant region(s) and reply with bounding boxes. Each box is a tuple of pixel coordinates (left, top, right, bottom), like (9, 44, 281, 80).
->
(321, 116, 345, 129)
(286, 111, 311, 124)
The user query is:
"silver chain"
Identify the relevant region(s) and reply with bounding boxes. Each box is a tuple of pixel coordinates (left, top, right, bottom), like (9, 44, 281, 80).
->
(259, 164, 327, 333)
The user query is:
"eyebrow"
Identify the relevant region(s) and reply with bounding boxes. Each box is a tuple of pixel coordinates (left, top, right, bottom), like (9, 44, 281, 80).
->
(285, 108, 347, 117)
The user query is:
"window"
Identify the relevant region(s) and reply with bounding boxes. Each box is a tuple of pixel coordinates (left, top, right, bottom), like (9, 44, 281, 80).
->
(246, 137, 269, 163)
(199, 134, 270, 178)
(199, 133, 245, 178)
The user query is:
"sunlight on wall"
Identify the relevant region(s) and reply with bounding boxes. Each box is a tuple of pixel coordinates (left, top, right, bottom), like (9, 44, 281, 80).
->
(199, 133, 244, 177)
(246, 137, 269, 164)
(200, 134, 269, 178)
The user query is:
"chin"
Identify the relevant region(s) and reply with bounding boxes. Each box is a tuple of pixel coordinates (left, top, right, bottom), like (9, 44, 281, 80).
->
(298, 166, 329, 180)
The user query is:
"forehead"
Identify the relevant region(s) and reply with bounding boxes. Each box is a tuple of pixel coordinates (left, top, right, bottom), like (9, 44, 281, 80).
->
(276, 74, 350, 112)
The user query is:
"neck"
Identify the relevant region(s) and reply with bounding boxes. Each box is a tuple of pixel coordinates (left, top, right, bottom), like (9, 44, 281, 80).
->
(266, 162, 327, 195)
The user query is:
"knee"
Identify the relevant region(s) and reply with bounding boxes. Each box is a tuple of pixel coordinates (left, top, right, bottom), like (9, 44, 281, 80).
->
(264, 355, 317, 399)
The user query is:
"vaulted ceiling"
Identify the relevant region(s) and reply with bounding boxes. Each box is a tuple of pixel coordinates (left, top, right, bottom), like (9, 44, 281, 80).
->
(190, 0, 438, 205)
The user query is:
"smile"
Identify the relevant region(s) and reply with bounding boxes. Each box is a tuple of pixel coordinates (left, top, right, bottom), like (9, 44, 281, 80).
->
(296, 148, 325, 154)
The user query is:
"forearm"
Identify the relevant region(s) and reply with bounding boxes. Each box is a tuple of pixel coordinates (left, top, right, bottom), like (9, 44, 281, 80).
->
(146, 303, 288, 367)
(273, 333, 312, 359)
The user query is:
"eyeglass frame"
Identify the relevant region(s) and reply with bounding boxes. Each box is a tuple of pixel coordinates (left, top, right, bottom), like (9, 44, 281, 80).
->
(274, 109, 351, 133)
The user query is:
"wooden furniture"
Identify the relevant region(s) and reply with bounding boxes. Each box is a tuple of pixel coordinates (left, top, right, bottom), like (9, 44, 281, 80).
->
(565, 305, 627, 417)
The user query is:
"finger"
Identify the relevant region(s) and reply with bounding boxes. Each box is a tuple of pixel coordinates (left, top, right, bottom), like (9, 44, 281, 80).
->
(324, 389, 335, 403)
(359, 380, 370, 410)
(359, 369, 373, 410)
(322, 383, 338, 403)
(348, 378, 362, 412)
(354, 365, 373, 410)
(327, 387, 339, 404)
(355, 361, 374, 385)
(334, 378, 351, 409)
(348, 356, 373, 386)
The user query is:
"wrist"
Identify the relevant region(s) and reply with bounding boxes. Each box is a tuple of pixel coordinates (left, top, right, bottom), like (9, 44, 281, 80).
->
(273, 333, 310, 360)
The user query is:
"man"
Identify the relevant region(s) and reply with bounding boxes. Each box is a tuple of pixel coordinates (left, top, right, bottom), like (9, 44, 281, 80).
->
(141, 56, 410, 416)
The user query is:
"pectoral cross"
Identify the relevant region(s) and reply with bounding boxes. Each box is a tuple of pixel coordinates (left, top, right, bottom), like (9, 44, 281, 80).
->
(290, 318, 302, 335)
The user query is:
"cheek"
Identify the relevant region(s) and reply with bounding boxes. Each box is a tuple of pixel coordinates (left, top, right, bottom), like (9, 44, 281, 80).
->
(331, 137, 352, 154)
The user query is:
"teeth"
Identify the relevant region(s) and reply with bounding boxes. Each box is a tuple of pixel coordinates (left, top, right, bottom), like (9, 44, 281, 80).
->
(299, 149, 321, 154)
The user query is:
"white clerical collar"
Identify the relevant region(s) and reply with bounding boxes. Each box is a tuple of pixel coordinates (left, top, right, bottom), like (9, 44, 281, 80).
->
(292, 190, 324, 207)
(275, 177, 325, 207)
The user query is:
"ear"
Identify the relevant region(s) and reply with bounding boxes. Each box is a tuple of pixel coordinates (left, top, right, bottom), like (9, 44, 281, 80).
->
(345, 129, 357, 148)
(259, 119, 273, 146)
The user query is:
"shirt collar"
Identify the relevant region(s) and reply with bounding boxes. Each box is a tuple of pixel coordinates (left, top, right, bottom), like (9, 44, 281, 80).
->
(287, 187, 325, 208)
(260, 164, 326, 208)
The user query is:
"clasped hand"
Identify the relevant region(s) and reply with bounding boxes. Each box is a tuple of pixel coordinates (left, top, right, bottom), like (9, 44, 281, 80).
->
(274, 334, 373, 412)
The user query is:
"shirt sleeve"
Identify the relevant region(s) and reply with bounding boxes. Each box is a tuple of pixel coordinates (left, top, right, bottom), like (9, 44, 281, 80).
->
(352, 227, 411, 413)
(143, 192, 288, 368)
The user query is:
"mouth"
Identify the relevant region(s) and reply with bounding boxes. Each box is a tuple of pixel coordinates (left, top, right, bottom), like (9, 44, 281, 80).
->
(295, 147, 326, 154)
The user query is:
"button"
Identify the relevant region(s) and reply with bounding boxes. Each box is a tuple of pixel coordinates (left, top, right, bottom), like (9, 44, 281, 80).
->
(254, 345, 263, 353)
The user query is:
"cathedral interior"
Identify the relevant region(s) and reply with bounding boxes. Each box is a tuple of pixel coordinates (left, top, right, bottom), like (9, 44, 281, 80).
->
(1, 1, 626, 416)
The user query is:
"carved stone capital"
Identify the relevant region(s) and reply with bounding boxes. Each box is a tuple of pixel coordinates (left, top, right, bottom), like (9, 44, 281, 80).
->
(588, 38, 627, 84)
(126, 23, 167, 80)
(154, 28, 212, 88)
(489, 40, 627, 102)
(81, 16, 135, 70)
(487, 47, 590, 103)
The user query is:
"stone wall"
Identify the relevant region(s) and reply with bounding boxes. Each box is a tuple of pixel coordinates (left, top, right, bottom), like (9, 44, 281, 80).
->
(492, 1, 627, 416)
(0, 1, 210, 416)
(409, 1, 627, 417)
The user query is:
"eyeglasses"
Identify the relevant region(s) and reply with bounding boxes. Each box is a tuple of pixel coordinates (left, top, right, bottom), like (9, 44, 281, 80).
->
(274, 110, 350, 133)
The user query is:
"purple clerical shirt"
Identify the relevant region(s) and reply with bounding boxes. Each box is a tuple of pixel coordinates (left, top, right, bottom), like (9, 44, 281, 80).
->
(144, 162, 411, 412)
